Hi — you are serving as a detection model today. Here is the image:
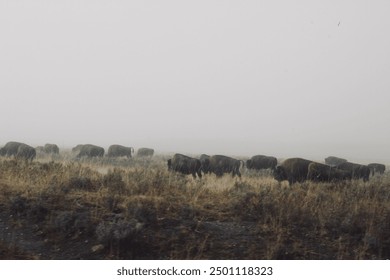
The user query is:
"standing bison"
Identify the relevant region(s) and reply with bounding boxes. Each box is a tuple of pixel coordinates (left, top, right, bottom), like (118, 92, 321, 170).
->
(246, 155, 277, 172)
(367, 163, 386, 176)
(167, 154, 202, 178)
(307, 162, 352, 182)
(107, 145, 134, 158)
(16, 143, 36, 161)
(273, 158, 313, 185)
(136, 148, 154, 158)
(207, 155, 243, 178)
(336, 162, 370, 182)
(43, 143, 59, 154)
(324, 156, 347, 167)
(1, 141, 36, 161)
(75, 144, 105, 158)
(0, 141, 24, 157)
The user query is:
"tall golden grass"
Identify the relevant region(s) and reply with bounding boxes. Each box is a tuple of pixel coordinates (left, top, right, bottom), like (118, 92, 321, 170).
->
(0, 153, 389, 259)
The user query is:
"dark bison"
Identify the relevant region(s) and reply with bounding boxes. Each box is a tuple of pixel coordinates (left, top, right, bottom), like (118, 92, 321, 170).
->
(207, 155, 243, 178)
(273, 158, 313, 185)
(246, 155, 277, 172)
(0, 141, 24, 157)
(107, 145, 134, 158)
(367, 163, 386, 175)
(136, 147, 154, 157)
(43, 143, 59, 154)
(199, 154, 211, 174)
(324, 156, 347, 167)
(75, 144, 105, 158)
(336, 162, 370, 182)
(16, 143, 36, 161)
(307, 162, 352, 182)
(167, 153, 202, 178)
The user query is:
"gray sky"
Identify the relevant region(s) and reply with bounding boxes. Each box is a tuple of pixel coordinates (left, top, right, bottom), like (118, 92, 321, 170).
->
(1, 1, 390, 162)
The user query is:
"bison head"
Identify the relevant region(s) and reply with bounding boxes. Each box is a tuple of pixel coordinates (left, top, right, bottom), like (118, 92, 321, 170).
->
(273, 166, 287, 182)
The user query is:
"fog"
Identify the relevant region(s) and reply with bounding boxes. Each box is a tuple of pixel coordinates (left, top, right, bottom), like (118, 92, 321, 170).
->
(1, 1, 390, 163)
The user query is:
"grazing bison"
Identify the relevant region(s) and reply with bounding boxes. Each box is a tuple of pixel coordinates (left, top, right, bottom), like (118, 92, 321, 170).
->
(367, 163, 386, 175)
(336, 162, 370, 182)
(199, 154, 211, 174)
(273, 158, 313, 185)
(167, 154, 202, 178)
(0, 141, 24, 157)
(136, 147, 154, 157)
(75, 144, 105, 158)
(325, 156, 347, 167)
(307, 162, 352, 182)
(43, 143, 59, 154)
(246, 155, 277, 172)
(107, 145, 134, 158)
(16, 143, 36, 161)
(208, 155, 243, 178)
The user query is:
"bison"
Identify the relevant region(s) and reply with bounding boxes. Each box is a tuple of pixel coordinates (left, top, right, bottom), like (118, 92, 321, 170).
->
(324, 156, 347, 167)
(0, 141, 24, 157)
(43, 143, 59, 154)
(136, 147, 154, 158)
(75, 144, 105, 158)
(16, 143, 36, 161)
(246, 155, 277, 172)
(367, 163, 386, 176)
(336, 161, 370, 182)
(207, 155, 243, 178)
(167, 153, 202, 178)
(273, 158, 313, 185)
(107, 145, 134, 158)
(307, 162, 352, 182)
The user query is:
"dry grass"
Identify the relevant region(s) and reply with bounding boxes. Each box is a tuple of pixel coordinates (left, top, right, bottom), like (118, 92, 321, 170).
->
(0, 154, 389, 259)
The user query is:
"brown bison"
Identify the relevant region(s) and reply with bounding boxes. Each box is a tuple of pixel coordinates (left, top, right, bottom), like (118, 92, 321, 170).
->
(273, 158, 313, 185)
(324, 156, 347, 167)
(107, 145, 134, 158)
(367, 163, 386, 175)
(307, 162, 352, 182)
(207, 155, 243, 178)
(336, 161, 370, 182)
(246, 155, 277, 172)
(136, 147, 154, 157)
(167, 153, 202, 178)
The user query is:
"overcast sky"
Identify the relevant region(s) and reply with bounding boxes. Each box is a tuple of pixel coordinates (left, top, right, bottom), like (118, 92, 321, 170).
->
(1, 1, 390, 162)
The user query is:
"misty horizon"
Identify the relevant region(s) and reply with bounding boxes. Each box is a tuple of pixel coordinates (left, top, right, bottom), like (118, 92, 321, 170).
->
(1, 1, 390, 164)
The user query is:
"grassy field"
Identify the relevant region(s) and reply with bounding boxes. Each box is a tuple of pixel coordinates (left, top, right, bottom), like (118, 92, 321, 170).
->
(0, 153, 389, 259)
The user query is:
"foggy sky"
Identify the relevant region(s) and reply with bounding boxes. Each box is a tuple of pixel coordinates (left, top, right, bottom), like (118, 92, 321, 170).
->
(1, 1, 390, 162)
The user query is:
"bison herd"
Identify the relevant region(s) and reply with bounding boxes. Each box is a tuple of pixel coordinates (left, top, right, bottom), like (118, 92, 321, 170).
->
(0, 141, 387, 185)
(167, 154, 386, 184)
(0, 141, 154, 161)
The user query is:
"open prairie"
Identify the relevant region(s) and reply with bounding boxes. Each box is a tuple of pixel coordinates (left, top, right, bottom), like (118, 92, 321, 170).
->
(0, 152, 389, 260)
